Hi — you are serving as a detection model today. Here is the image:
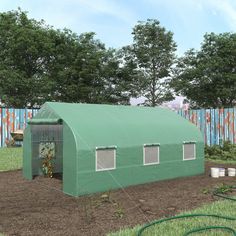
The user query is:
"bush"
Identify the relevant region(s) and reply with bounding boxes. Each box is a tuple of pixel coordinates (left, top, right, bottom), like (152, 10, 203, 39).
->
(205, 141, 236, 161)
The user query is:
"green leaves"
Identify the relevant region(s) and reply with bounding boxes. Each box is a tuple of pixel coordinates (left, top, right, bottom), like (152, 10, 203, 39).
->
(171, 33, 236, 108)
(205, 141, 236, 161)
(121, 19, 177, 106)
(0, 9, 58, 107)
(0, 9, 131, 107)
(1, 9, 236, 109)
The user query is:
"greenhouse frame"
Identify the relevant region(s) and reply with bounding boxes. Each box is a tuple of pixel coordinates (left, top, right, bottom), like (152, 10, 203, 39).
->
(23, 102, 204, 196)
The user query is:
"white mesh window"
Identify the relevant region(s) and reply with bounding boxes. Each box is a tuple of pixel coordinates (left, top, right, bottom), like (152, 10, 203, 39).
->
(143, 145, 159, 165)
(96, 148, 116, 171)
(183, 143, 196, 160)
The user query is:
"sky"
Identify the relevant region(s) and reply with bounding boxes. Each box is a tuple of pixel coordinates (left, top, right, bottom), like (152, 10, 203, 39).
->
(1, 0, 236, 56)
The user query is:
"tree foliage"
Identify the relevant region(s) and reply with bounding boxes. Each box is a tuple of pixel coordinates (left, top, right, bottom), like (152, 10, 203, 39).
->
(54, 33, 130, 105)
(171, 32, 236, 108)
(0, 9, 130, 107)
(0, 9, 55, 107)
(121, 19, 177, 106)
(2, 9, 236, 110)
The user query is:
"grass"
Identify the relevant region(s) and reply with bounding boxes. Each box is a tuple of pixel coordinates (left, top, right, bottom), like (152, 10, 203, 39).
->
(108, 200, 236, 236)
(0, 147, 23, 171)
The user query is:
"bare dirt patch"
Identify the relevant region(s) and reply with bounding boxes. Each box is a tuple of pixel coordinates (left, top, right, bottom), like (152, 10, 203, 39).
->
(0, 162, 236, 236)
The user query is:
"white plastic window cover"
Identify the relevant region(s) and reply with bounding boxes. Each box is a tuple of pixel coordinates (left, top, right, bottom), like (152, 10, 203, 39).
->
(143, 144, 160, 165)
(183, 142, 196, 160)
(96, 146, 116, 171)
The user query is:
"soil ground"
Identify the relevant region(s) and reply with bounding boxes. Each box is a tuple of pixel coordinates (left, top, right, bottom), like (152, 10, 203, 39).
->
(0, 162, 236, 236)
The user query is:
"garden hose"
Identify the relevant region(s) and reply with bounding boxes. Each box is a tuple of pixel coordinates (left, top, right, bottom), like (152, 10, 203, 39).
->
(183, 226, 236, 236)
(137, 186, 236, 236)
(213, 185, 236, 202)
(137, 214, 236, 236)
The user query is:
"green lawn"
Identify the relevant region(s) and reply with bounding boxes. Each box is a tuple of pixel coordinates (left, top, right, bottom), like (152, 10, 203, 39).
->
(108, 200, 236, 236)
(0, 147, 23, 171)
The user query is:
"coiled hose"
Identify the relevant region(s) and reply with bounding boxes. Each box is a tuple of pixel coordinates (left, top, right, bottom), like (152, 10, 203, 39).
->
(137, 186, 236, 236)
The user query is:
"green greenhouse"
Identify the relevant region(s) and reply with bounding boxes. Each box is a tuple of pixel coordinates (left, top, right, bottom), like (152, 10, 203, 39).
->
(23, 102, 204, 197)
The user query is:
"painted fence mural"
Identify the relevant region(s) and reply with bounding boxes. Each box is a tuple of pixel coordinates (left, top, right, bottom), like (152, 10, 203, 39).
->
(178, 108, 236, 146)
(0, 108, 38, 147)
(0, 107, 236, 147)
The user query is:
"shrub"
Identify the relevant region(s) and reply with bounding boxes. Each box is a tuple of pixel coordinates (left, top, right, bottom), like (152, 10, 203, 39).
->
(205, 141, 236, 161)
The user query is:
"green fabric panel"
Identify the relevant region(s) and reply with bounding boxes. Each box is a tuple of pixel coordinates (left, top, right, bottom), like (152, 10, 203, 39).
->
(62, 123, 78, 196)
(32, 104, 61, 120)
(45, 102, 203, 150)
(77, 158, 204, 196)
(28, 118, 62, 124)
(24, 102, 205, 196)
(23, 126, 32, 180)
(76, 141, 204, 175)
(76, 142, 204, 196)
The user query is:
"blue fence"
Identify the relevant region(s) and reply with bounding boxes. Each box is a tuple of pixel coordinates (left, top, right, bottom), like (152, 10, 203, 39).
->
(178, 108, 236, 146)
(0, 107, 235, 147)
(0, 108, 38, 147)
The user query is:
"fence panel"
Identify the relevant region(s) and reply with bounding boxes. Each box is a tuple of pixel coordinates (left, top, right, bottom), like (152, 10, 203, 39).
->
(0, 108, 38, 147)
(1, 107, 236, 147)
(178, 108, 236, 146)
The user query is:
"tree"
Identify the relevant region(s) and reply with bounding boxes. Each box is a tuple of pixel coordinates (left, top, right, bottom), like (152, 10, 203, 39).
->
(121, 19, 177, 106)
(51, 32, 131, 105)
(0, 9, 57, 107)
(171, 33, 236, 108)
(95, 48, 132, 105)
(0, 9, 131, 107)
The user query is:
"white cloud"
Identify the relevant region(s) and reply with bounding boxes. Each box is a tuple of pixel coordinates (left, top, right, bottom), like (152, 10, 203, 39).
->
(76, 0, 136, 24)
(2, 0, 236, 51)
(0, 0, 136, 31)
(207, 0, 236, 30)
(148, 0, 236, 31)
(144, 0, 236, 55)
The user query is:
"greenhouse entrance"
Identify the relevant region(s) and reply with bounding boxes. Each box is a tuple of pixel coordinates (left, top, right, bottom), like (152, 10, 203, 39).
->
(31, 124, 63, 176)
